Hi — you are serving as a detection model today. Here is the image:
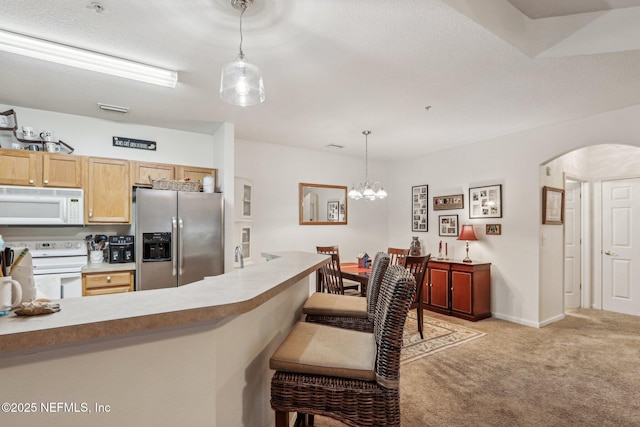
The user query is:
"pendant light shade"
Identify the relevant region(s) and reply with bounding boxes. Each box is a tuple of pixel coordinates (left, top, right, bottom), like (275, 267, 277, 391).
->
(348, 130, 387, 201)
(220, 53, 265, 106)
(220, 0, 265, 106)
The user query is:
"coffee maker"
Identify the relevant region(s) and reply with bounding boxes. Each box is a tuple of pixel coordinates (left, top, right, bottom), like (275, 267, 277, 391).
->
(108, 235, 135, 264)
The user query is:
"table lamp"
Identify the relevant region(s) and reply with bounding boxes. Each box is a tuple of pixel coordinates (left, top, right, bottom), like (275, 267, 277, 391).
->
(457, 224, 478, 263)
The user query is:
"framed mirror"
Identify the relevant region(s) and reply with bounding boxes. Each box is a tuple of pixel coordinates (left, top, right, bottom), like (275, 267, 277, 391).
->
(299, 183, 348, 225)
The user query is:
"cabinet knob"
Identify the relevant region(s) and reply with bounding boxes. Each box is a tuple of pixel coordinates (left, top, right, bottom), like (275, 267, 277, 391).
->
(89, 209, 93, 218)
(43, 179, 49, 184)
(29, 179, 35, 184)
(106, 276, 111, 282)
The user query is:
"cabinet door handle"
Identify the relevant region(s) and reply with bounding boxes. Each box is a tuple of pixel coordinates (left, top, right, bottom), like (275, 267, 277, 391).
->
(106, 276, 111, 282)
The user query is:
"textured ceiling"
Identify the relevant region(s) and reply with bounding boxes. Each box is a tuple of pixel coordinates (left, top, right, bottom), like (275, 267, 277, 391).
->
(1, 0, 639, 160)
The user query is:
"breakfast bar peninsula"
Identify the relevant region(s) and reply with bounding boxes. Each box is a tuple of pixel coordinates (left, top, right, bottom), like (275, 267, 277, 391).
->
(0, 251, 328, 427)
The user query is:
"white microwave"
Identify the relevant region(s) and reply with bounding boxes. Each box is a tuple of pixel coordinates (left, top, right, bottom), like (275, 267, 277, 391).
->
(0, 185, 84, 225)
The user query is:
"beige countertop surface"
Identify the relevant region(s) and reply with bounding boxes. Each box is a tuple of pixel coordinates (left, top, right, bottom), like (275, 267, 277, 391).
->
(81, 262, 136, 273)
(0, 251, 328, 354)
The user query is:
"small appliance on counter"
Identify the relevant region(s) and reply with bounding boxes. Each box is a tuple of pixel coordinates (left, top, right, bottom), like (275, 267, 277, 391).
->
(108, 235, 135, 264)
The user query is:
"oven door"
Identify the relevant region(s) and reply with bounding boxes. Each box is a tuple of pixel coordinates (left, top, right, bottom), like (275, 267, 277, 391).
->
(34, 272, 83, 299)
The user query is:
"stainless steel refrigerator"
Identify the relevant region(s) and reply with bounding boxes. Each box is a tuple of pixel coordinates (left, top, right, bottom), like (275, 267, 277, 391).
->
(135, 188, 224, 291)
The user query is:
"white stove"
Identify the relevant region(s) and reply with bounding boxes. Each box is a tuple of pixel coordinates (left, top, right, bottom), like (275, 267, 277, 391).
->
(5, 239, 87, 299)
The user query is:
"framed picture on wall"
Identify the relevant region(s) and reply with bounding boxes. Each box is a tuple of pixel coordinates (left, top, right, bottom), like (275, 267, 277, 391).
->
(433, 194, 464, 210)
(327, 200, 340, 222)
(438, 215, 459, 237)
(542, 186, 564, 225)
(412, 185, 428, 232)
(486, 224, 502, 235)
(469, 184, 502, 218)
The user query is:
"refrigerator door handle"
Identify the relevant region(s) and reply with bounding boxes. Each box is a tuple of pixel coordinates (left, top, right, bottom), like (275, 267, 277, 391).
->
(172, 216, 178, 276)
(179, 217, 185, 277)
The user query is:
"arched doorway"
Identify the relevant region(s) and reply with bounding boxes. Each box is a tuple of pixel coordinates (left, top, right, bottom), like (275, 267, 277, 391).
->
(540, 144, 640, 317)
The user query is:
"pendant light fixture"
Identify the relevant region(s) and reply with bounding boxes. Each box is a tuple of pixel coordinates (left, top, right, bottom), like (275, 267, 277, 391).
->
(348, 130, 388, 201)
(220, 0, 265, 107)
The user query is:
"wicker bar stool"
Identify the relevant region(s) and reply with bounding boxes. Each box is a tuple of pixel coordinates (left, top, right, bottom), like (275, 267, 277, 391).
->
(303, 252, 390, 332)
(270, 265, 416, 427)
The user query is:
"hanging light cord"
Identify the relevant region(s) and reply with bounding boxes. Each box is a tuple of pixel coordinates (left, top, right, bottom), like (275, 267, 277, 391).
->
(364, 130, 371, 182)
(238, 5, 246, 56)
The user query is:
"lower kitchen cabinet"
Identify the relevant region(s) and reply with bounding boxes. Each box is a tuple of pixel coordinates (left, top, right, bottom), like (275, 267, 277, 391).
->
(83, 270, 134, 296)
(425, 260, 491, 321)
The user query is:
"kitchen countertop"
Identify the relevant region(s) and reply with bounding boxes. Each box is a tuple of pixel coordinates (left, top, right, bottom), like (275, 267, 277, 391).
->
(0, 251, 328, 354)
(82, 262, 136, 273)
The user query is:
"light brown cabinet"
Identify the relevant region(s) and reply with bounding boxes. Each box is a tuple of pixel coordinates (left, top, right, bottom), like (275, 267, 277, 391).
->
(0, 148, 82, 188)
(84, 157, 131, 223)
(83, 270, 134, 296)
(130, 161, 176, 187)
(176, 165, 217, 190)
(425, 260, 491, 321)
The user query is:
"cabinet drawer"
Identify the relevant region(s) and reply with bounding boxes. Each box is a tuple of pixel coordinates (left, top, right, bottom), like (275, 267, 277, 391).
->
(84, 285, 132, 296)
(84, 271, 133, 289)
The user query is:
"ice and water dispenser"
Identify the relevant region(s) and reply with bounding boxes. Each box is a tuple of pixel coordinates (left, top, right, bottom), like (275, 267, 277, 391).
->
(142, 232, 171, 262)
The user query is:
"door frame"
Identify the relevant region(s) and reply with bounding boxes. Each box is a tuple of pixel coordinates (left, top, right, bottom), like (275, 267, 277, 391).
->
(563, 176, 589, 310)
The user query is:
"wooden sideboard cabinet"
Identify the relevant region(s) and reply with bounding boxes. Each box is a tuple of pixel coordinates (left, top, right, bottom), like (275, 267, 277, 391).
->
(83, 270, 135, 296)
(425, 260, 491, 321)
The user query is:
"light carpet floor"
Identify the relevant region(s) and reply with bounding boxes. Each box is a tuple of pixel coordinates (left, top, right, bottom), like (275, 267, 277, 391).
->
(309, 308, 640, 426)
(401, 311, 485, 364)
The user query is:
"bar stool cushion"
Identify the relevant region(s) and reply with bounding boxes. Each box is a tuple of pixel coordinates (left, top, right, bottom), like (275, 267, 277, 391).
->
(270, 322, 376, 381)
(302, 292, 367, 318)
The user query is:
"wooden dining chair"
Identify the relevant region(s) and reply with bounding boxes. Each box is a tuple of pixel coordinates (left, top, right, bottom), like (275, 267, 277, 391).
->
(388, 247, 409, 267)
(404, 254, 430, 339)
(316, 245, 359, 294)
(303, 252, 390, 332)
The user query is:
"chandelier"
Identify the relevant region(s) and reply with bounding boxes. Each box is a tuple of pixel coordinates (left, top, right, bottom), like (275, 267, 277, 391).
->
(348, 130, 388, 200)
(220, 0, 265, 107)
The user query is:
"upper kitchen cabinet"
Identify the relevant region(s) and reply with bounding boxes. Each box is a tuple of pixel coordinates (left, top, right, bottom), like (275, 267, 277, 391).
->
(0, 149, 37, 186)
(176, 165, 217, 190)
(0, 148, 82, 188)
(85, 157, 131, 223)
(131, 161, 175, 187)
(42, 153, 83, 188)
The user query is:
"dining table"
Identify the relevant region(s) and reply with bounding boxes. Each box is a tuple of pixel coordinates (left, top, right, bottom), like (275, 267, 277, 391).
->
(339, 262, 371, 296)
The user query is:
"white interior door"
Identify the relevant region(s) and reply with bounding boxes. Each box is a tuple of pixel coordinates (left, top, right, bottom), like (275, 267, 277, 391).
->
(602, 178, 640, 316)
(564, 180, 581, 308)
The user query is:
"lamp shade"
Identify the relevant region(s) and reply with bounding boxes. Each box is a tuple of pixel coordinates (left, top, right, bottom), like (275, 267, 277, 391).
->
(457, 224, 477, 241)
(220, 53, 265, 106)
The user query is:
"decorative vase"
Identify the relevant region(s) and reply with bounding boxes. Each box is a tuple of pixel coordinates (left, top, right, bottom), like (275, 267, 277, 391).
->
(409, 237, 421, 256)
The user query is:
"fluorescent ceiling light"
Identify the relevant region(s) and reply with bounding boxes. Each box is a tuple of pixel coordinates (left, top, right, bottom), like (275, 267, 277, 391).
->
(0, 29, 178, 88)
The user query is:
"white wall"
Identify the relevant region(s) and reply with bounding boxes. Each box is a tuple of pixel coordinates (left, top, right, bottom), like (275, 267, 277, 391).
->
(388, 105, 640, 327)
(235, 139, 389, 263)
